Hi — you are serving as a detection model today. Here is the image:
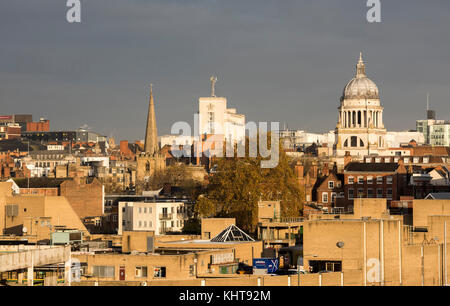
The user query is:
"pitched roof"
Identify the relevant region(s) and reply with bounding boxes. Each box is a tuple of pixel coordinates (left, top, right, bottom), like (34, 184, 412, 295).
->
(345, 162, 400, 173)
(210, 224, 255, 242)
(425, 193, 450, 200)
(412, 146, 450, 157)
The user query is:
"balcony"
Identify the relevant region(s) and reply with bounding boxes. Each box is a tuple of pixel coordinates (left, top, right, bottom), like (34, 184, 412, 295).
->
(176, 213, 187, 220)
(159, 213, 173, 220)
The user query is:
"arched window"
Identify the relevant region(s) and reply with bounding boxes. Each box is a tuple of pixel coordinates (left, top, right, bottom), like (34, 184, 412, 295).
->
(351, 136, 358, 147)
(344, 139, 349, 147)
(145, 161, 150, 172)
(360, 139, 364, 147)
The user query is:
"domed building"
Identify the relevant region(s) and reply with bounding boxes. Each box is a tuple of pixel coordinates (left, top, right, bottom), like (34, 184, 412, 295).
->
(335, 53, 387, 156)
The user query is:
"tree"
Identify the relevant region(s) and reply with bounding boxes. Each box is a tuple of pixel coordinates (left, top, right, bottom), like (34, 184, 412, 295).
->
(196, 134, 304, 234)
(182, 218, 201, 235)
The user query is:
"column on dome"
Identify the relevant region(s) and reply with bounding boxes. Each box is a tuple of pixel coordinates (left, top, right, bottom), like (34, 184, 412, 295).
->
(364, 110, 367, 128)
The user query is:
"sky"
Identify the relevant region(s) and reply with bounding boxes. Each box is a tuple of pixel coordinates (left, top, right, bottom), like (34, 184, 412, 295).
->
(1, 0, 449, 142)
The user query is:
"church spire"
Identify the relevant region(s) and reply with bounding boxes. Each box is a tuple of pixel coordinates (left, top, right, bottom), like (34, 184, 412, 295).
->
(356, 52, 366, 78)
(144, 83, 159, 155)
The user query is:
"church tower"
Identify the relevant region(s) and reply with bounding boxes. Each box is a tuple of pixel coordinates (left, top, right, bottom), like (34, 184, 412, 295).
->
(136, 84, 166, 183)
(335, 53, 387, 157)
(144, 84, 158, 155)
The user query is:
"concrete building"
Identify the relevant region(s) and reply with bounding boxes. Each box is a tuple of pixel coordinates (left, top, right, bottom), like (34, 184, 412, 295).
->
(198, 77, 245, 145)
(302, 198, 450, 286)
(416, 104, 450, 146)
(118, 200, 188, 235)
(0, 245, 71, 286)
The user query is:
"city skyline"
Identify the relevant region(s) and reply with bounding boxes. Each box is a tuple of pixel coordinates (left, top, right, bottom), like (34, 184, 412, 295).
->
(1, 0, 449, 141)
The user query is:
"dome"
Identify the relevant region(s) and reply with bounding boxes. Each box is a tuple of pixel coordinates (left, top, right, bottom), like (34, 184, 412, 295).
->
(341, 53, 379, 100)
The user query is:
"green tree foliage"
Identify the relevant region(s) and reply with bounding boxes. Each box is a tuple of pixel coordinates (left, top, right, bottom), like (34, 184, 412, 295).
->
(182, 218, 201, 235)
(196, 134, 303, 233)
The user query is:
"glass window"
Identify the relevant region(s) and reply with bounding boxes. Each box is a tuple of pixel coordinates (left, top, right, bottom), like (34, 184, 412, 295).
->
(387, 189, 393, 200)
(135, 266, 147, 278)
(154, 267, 166, 278)
(322, 193, 329, 203)
(377, 189, 383, 198)
(358, 176, 364, 184)
(328, 181, 335, 189)
(348, 176, 355, 184)
(348, 189, 354, 200)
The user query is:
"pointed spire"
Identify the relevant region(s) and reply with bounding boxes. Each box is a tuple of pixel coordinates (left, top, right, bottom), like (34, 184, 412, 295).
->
(356, 52, 366, 78)
(144, 83, 159, 155)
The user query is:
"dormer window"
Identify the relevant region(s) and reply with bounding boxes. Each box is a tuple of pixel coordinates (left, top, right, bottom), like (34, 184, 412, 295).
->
(328, 181, 335, 189)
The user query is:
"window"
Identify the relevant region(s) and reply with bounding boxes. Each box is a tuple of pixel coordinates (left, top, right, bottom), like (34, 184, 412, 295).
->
(138, 207, 142, 214)
(348, 176, 355, 184)
(322, 193, 329, 203)
(386, 176, 393, 184)
(351, 136, 358, 147)
(387, 189, 393, 200)
(377, 176, 383, 184)
(367, 176, 373, 184)
(358, 176, 364, 184)
(367, 189, 374, 198)
(154, 267, 166, 278)
(135, 266, 148, 278)
(93, 266, 115, 278)
(328, 181, 335, 189)
(348, 189, 354, 200)
(377, 189, 383, 198)
(358, 189, 364, 198)
(143, 207, 147, 214)
(189, 265, 195, 277)
(331, 193, 337, 203)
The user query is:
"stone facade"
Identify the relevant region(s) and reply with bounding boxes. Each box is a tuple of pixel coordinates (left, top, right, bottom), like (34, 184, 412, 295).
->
(335, 53, 387, 157)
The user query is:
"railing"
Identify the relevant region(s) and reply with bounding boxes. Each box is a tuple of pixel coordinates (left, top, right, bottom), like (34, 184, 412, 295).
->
(159, 213, 173, 220)
(0, 245, 70, 273)
(176, 213, 187, 220)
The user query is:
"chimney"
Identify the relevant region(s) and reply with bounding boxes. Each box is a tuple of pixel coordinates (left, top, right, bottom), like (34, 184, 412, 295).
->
(310, 165, 318, 179)
(322, 163, 330, 176)
(295, 161, 304, 179)
(344, 152, 352, 168)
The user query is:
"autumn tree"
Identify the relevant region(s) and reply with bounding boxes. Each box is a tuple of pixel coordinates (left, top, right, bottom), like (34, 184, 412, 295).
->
(195, 133, 303, 234)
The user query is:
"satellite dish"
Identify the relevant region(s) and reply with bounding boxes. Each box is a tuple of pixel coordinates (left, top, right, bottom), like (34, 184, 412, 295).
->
(22, 227, 28, 234)
(336, 241, 345, 248)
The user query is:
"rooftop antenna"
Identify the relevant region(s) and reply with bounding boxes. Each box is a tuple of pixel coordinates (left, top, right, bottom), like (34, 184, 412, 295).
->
(210, 76, 218, 97)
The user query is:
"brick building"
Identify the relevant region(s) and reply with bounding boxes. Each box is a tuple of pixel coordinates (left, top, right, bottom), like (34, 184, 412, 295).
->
(342, 162, 408, 208)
